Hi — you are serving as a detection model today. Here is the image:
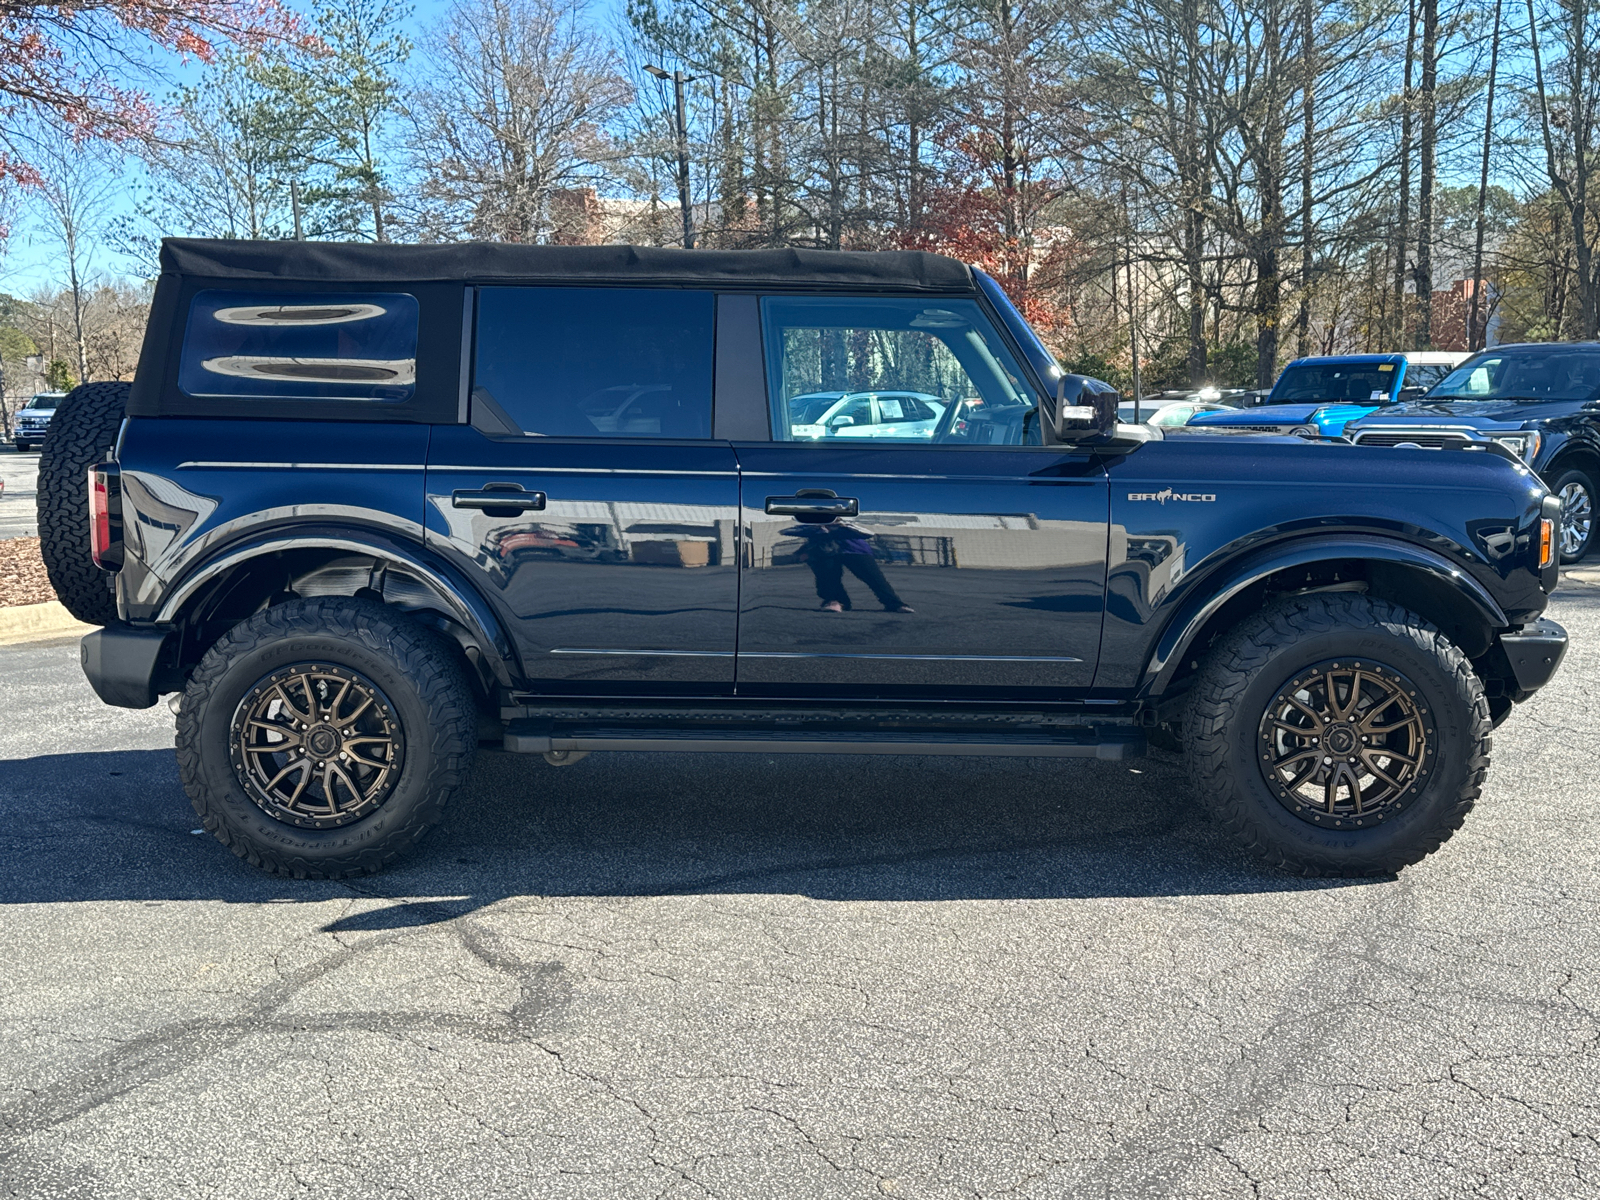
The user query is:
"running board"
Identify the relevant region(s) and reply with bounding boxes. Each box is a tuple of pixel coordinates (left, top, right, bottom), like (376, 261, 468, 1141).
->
(502, 720, 1144, 760)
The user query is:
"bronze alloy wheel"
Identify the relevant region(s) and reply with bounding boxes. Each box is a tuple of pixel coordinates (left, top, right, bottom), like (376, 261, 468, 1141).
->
(1257, 659, 1436, 829)
(229, 664, 405, 829)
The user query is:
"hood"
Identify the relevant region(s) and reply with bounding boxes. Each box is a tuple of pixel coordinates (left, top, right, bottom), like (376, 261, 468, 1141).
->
(1188, 403, 1325, 425)
(1188, 402, 1376, 428)
(1354, 396, 1593, 427)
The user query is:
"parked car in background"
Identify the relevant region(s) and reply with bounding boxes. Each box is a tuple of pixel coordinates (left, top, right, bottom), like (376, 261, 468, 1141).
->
(1185, 352, 1469, 437)
(1347, 341, 1600, 562)
(1118, 399, 1236, 427)
(789, 390, 946, 439)
(12, 392, 66, 451)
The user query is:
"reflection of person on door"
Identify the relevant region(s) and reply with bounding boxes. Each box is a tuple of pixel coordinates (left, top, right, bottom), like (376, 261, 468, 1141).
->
(783, 520, 914, 613)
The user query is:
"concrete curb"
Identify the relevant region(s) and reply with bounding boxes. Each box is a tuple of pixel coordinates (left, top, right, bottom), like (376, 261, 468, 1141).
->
(0, 600, 95, 646)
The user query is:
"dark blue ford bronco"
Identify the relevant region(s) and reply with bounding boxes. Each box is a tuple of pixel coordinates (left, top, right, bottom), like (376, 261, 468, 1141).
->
(37, 239, 1568, 880)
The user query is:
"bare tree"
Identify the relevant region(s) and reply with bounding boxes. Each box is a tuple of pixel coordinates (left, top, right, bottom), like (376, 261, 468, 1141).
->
(25, 122, 120, 386)
(403, 0, 632, 242)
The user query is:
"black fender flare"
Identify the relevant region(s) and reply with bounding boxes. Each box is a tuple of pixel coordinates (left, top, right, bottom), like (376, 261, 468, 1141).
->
(1139, 534, 1509, 697)
(154, 525, 518, 688)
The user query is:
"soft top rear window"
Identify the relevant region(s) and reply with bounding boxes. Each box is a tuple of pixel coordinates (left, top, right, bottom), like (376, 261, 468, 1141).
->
(178, 290, 419, 402)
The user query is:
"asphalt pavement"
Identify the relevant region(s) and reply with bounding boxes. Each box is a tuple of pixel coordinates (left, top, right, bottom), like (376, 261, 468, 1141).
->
(1, 577, 1598, 1198)
(0, 445, 39, 540)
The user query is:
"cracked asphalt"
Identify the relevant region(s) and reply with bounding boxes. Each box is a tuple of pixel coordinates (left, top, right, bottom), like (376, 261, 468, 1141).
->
(2, 576, 1598, 1198)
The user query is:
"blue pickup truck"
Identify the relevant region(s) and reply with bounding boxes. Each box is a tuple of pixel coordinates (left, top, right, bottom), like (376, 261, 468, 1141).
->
(1187, 353, 1467, 437)
(36, 240, 1566, 882)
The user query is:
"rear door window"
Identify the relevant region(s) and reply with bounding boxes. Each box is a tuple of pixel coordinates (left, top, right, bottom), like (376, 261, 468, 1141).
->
(473, 287, 714, 438)
(179, 291, 419, 402)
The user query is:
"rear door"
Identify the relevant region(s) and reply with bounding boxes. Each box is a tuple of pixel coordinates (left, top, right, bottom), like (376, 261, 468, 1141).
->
(425, 286, 740, 696)
(735, 294, 1110, 698)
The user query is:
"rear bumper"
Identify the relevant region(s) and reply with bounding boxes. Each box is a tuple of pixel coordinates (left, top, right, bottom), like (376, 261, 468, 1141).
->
(80, 624, 176, 709)
(1498, 618, 1568, 694)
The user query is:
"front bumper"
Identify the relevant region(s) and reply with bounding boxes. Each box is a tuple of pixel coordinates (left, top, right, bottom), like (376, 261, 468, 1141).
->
(81, 624, 176, 709)
(13, 426, 50, 443)
(1498, 618, 1568, 694)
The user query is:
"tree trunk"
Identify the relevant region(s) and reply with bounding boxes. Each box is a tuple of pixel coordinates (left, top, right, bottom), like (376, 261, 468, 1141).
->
(1254, 0, 1286, 388)
(1469, 0, 1502, 350)
(1184, 0, 1206, 384)
(1295, 0, 1314, 359)
(1414, 0, 1437, 348)
(1393, 0, 1415, 347)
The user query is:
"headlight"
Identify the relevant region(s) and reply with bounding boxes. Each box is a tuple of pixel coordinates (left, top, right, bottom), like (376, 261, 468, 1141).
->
(1487, 432, 1542, 462)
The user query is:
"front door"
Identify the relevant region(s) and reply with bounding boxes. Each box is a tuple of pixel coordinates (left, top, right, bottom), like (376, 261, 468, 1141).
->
(425, 286, 739, 695)
(736, 295, 1109, 698)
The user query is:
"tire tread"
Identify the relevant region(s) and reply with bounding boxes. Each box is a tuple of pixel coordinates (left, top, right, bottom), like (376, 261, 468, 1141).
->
(174, 597, 478, 879)
(1185, 592, 1492, 877)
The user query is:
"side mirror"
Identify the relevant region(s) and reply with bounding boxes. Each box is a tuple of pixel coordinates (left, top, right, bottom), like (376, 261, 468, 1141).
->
(1053, 374, 1119, 440)
(830, 415, 855, 427)
(1397, 386, 1426, 402)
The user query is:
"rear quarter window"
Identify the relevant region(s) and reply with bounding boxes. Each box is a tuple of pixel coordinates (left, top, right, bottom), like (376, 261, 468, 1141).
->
(178, 290, 420, 402)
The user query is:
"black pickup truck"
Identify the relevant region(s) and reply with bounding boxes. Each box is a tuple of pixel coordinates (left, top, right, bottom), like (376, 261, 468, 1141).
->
(37, 239, 1567, 881)
(1346, 341, 1600, 563)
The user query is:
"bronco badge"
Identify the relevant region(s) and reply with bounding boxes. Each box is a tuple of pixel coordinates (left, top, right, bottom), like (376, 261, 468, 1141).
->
(1127, 488, 1216, 503)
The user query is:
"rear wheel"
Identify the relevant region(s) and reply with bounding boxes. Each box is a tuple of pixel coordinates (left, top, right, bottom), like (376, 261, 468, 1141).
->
(36, 382, 130, 623)
(176, 597, 478, 878)
(1549, 467, 1596, 563)
(1186, 593, 1491, 876)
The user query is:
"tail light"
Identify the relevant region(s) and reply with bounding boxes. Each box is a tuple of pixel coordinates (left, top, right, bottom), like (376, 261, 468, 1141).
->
(88, 463, 123, 571)
(1539, 517, 1554, 568)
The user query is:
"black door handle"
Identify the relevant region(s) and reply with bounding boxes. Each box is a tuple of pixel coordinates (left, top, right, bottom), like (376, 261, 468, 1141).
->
(452, 483, 546, 515)
(765, 495, 859, 517)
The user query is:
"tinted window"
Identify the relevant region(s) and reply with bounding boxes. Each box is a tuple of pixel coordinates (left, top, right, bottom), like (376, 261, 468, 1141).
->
(26, 395, 60, 411)
(1270, 363, 1396, 404)
(179, 291, 419, 402)
(474, 288, 713, 438)
(1404, 364, 1448, 389)
(1432, 347, 1600, 402)
(762, 297, 1041, 445)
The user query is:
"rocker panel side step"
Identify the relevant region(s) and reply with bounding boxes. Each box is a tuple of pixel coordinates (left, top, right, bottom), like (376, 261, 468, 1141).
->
(501, 721, 1145, 760)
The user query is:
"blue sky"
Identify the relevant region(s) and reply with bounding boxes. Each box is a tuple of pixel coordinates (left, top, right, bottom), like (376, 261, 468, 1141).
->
(1, 0, 624, 296)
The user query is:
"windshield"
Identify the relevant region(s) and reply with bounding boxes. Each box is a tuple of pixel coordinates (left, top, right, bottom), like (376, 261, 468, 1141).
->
(25, 395, 60, 411)
(1430, 347, 1600, 402)
(1269, 364, 1396, 404)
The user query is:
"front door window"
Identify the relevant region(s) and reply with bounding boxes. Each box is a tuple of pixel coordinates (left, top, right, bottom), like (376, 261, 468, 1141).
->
(763, 297, 1042, 446)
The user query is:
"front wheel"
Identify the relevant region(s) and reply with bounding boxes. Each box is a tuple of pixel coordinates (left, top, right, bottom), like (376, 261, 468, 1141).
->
(175, 597, 479, 878)
(1186, 593, 1491, 877)
(1549, 467, 1596, 563)
(14, 442, 29, 452)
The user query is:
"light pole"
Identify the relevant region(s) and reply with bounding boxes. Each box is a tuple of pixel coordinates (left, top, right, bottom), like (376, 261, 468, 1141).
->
(645, 65, 695, 249)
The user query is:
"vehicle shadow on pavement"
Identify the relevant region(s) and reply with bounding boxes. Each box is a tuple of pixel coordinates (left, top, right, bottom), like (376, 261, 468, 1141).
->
(0, 745, 1378, 911)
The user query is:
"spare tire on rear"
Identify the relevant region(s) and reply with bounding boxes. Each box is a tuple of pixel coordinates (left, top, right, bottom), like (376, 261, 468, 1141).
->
(37, 381, 130, 625)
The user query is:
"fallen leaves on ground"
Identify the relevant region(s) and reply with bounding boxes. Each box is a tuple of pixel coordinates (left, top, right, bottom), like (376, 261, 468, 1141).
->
(0, 537, 55, 607)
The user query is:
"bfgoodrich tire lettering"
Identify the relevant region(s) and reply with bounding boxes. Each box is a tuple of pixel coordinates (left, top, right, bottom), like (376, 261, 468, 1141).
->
(176, 597, 478, 878)
(1185, 593, 1491, 876)
(36, 381, 130, 624)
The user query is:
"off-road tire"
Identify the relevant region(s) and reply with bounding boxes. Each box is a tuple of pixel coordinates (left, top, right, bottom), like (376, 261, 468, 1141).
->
(1548, 466, 1596, 564)
(1186, 593, 1491, 877)
(175, 597, 478, 878)
(36, 381, 130, 624)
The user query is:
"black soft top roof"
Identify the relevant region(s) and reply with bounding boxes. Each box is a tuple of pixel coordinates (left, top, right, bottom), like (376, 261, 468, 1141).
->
(159, 238, 976, 292)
